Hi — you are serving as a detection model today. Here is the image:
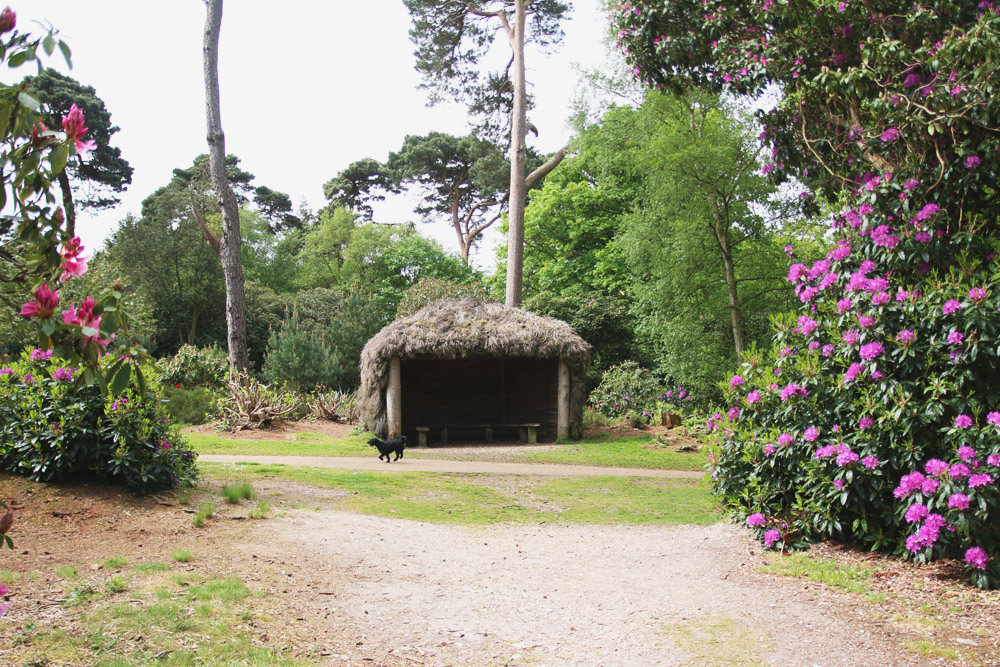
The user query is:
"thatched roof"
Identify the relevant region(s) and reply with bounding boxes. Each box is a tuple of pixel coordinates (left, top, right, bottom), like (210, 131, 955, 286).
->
(358, 299, 590, 436)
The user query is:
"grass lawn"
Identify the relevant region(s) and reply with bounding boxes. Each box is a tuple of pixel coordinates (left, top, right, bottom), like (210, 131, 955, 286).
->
(185, 430, 707, 472)
(201, 462, 721, 526)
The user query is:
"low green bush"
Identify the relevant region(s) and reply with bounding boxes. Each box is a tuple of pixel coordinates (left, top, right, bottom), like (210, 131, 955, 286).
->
(157, 345, 229, 390)
(160, 386, 216, 425)
(588, 361, 662, 422)
(0, 349, 198, 495)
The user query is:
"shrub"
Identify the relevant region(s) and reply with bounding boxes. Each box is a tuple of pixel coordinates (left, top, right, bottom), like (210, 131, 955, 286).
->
(160, 386, 215, 425)
(156, 345, 229, 389)
(307, 388, 357, 423)
(214, 374, 301, 430)
(262, 309, 342, 392)
(587, 361, 661, 422)
(0, 350, 198, 495)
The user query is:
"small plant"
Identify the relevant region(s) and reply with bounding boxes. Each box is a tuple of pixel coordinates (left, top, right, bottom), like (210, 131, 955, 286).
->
(56, 565, 79, 579)
(106, 574, 128, 593)
(214, 374, 301, 430)
(64, 583, 99, 607)
(175, 487, 192, 505)
(171, 549, 193, 563)
(622, 411, 647, 430)
(248, 500, 271, 519)
(308, 388, 358, 423)
(160, 385, 216, 425)
(220, 480, 255, 504)
(193, 500, 215, 528)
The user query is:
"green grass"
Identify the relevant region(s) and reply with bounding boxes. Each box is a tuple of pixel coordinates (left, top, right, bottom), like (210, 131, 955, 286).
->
(201, 462, 720, 526)
(660, 613, 769, 666)
(102, 556, 128, 569)
(220, 479, 256, 503)
(248, 499, 271, 519)
(133, 562, 171, 574)
(56, 565, 80, 579)
(185, 430, 366, 457)
(193, 499, 215, 528)
(515, 435, 706, 471)
(105, 574, 128, 594)
(8, 569, 313, 667)
(906, 639, 961, 660)
(759, 551, 876, 594)
(170, 549, 193, 563)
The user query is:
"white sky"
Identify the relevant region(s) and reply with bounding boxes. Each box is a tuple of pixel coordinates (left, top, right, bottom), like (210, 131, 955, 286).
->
(23, 0, 613, 272)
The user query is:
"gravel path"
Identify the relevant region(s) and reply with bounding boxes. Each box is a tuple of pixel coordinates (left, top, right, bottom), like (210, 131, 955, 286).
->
(198, 454, 702, 479)
(271, 512, 931, 667)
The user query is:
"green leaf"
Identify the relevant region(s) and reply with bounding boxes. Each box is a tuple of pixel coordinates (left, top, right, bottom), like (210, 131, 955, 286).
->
(7, 49, 29, 68)
(17, 91, 40, 111)
(58, 40, 72, 68)
(49, 144, 69, 174)
(42, 34, 56, 56)
(110, 363, 131, 396)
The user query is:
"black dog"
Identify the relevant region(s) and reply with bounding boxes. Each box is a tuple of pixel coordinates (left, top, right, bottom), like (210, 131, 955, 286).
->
(368, 435, 406, 462)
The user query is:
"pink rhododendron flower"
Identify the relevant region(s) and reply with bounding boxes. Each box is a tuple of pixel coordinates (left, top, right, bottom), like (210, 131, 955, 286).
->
(859, 342, 884, 360)
(836, 447, 859, 467)
(958, 445, 976, 462)
(925, 459, 949, 476)
(969, 473, 994, 488)
(746, 390, 761, 406)
(747, 513, 765, 527)
(857, 314, 877, 328)
(948, 493, 970, 510)
(947, 331, 965, 345)
(950, 463, 971, 479)
(916, 203, 941, 221)
(803, 426, 819, 442)
(19, 283, 59, 319)
(842, 329, 860, 345)
(61, 103, 96, 155)
(965, 155, 981, 168)
(880, 127, 901, 142)
(30, 348, 53, 361)
(763, 443, 777, 457)
(843, 362, 864, 383)
(727, 406, 741, 420)
(943, 299, 963, 315)
(837, 298, 853, 313)
(858, 417, 874, 429)
(833, 478, 845, 490)
(777, 432, 793, 447)
(965, 546, 989, 570)
(954, 414, 973, 429)
(861, 456, 879, 469)
(53, 367, 73, 382)
(729, 375, 745, 388)
(894, 471, 926, 498)
(968, 287, 986, 301)
(763, 529, 782, 548)
(896, 329, 915, 344)
(905, 504, 929, 523)
(988, 412, 1000, 428)
(822, 344, 834, 357)
(0, 6, 15, 34)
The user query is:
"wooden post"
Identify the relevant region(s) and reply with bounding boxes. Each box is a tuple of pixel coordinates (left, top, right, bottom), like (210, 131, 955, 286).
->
(557, 360, 570, 440)
(387, 357, 402, 439)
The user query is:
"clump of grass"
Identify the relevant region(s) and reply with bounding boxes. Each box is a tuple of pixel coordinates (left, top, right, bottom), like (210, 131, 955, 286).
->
(906, 640, 961, 660)
(106, 574, 128, 594)
(759, 552, 875, 594)
(64, 583, 99, 607)
(56, 565, 79, 579)
(187, 576, 250, 602)
(102, 555, 128, 569)
(175, 488, 193, 505)
(220, 479, 255, 504)
(171, 549, 193, 563)
(193, 499, 215, 528)
(134, 562, 171, 573)
(248, 500, 271, 519)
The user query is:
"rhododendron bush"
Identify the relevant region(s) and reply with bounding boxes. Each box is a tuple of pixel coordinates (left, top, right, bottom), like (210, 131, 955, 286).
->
(615, 1, 1000, 587)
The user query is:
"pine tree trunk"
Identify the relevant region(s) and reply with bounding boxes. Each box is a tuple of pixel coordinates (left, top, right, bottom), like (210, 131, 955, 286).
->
(203, 0, 249, 373)
(56, 170, 76, 238)
(504, 0, 528, 308)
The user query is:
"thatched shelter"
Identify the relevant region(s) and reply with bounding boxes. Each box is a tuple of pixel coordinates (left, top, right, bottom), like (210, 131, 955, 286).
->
(359, 299, 590, 444)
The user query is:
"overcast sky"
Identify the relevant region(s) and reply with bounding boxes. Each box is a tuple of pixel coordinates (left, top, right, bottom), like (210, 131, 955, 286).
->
(23, 1, 613, 271)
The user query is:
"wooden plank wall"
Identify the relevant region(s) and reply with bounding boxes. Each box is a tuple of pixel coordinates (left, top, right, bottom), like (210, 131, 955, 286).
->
(400, 358, 558, 443)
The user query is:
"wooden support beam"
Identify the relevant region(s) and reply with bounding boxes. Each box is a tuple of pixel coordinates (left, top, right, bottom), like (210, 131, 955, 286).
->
(557, 360, 570, 440)
(387, 357, 402, 439)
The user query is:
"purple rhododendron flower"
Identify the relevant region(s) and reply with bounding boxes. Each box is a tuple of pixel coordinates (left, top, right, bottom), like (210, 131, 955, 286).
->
(947, 331, 964, 345)
(880, 127, 901, 142)
(763, 529, 782, 548)
(727, 406, 741, 420)
(862, 456, 879, 469)
(843, 362, 864, 383)
(958, 445, 976, 462)
(905, 504, 929, 523)
(730, 375, 745, 388)
(894, 471, 926, 498)
(896, 329, 915, 344)
(988, 412, 1000, 428)
(969, 473, 994, 488)
(871, 291, 890, 306)
(778, 432, 794, 447)
(747, 513, 765, 527)
(967, 286, 986, 301)
(965, 155, 981, 169)
(857, 314, 877, 328)
(764, 443, 777, 457)
(948, 493, 970, 510)
(814, 444, 838, 459)
(922, 477, 940, 495)
(989, 454, 1000, 466)
(836, 448, 859, 467)
(837, 298, 853, 313)
(842, 329, 860, 345)
(53, 368, 72, 382)
(798, 315, 818, 335)
(746, 390, 761, 406)
(833, 478, 845, 490)
(803, 426, 819, 442)
(916, 203, 941, 221)
(954, 414, 973, 429)
(925, 459, 949, 476)
(966, 546, 989, 570)
(859, 342, 884, 360)
(858, 417, 874, 429)
(822, 344, 835, 357)
(943, 299, 963, 315)
(951, 463, 971, 479)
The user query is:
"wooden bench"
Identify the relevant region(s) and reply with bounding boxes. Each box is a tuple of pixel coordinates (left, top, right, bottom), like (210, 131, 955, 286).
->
(415, 423, 541, 445)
